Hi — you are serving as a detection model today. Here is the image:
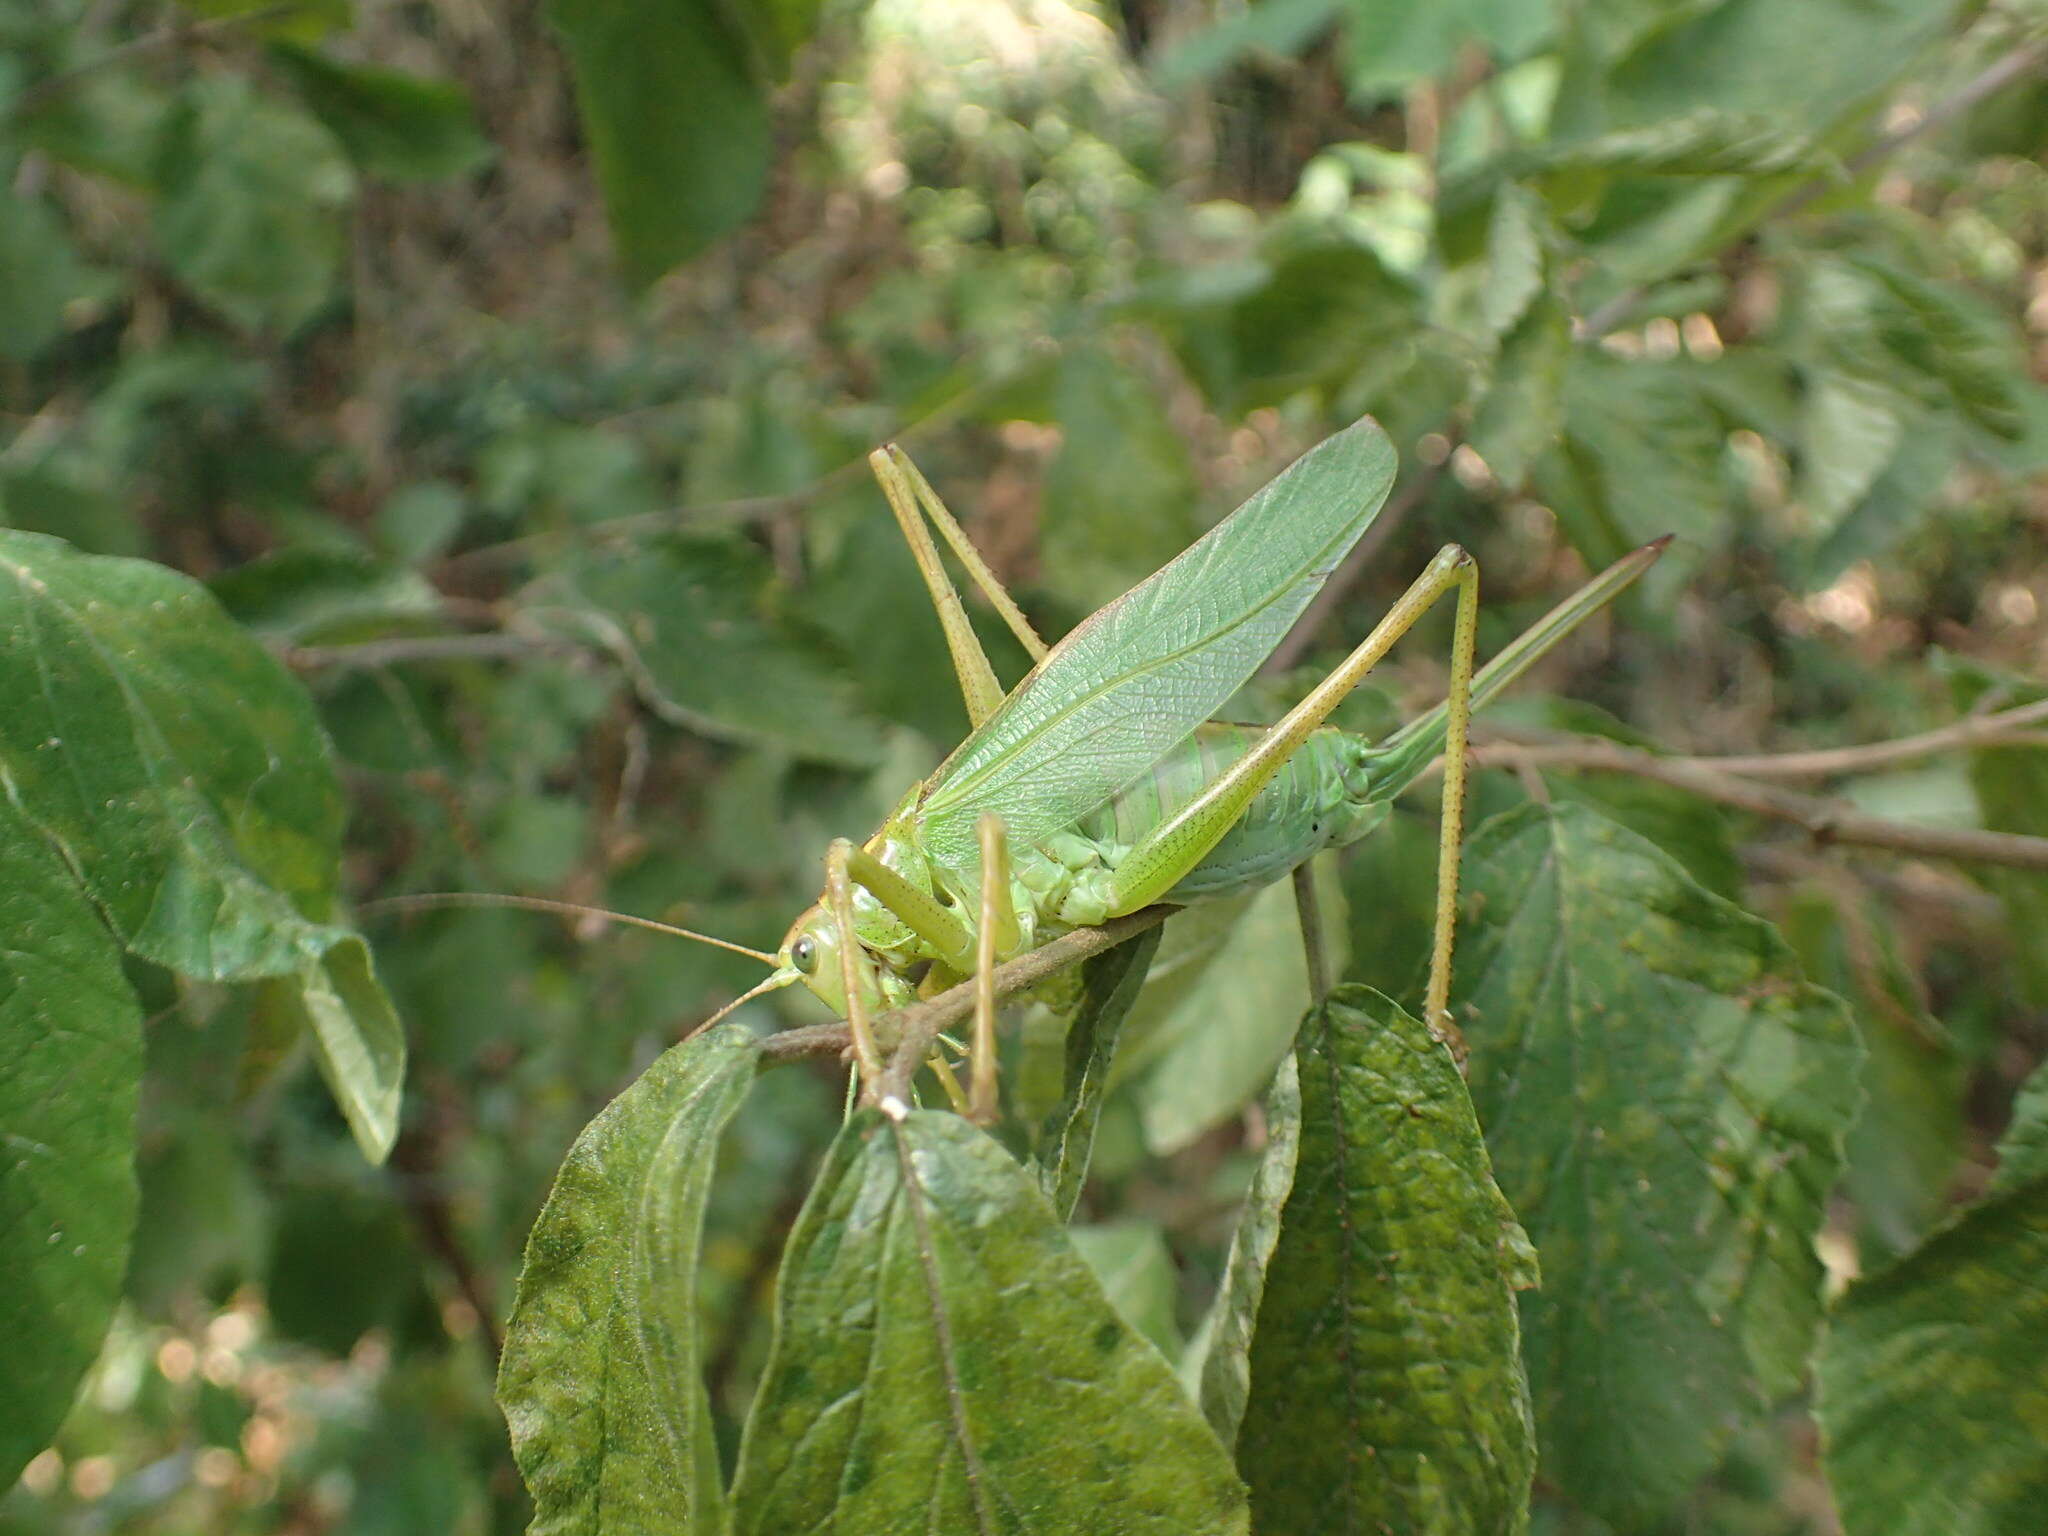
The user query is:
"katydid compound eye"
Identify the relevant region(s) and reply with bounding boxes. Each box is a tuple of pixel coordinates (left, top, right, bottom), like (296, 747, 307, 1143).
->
(792, 936, 817, 973)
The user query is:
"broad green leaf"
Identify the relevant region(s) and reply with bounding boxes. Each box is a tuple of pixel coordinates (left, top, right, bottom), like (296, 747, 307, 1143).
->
(175, 0, 350, 42)
(1817, 1178, 2048, 1536)
(1798, 369, 1905, 535)
(1191, 1050, 1301, 1446)
(1470, 293, 1571, 488)
(268, 43, 493, 183)
(1551, 0, 1958, 140)
(0, 190, 115, 359)
(1849, 254, 2028, 439)
(1156, 0, 1341, 89)
(1454, 804, 1863, 1524)
(497, 1025, 759, 1536)
(917, 418, 1396, 890)
(0, 801, 142, 1490)
(730, 1110, 1249, 1535)
(547, 0, 774, 286)
(1238, 987, 1537, 1534)
(523, 532, 887, 768)
(1121, 859, 1348, 1155)
(1069, 1220, 1183, 1358)
(1044, 347, 1201, 612)
(1339, 0, 1553, 96)
(1480, 183, 1547, 341)
(1536, 353, 1728, 608)
(1035, 925, 1163, 1219)
(1807, 412, 1958, 589)
(153, 76, 354, 332)
(1990, 1054, 2048, 1197)
(0, 531, 405, 1159)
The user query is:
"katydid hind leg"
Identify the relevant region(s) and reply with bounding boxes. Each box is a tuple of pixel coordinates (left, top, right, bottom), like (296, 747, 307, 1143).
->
(868, 448, 1008, 728)
(1106, 545, 1480, 916)
(888, 446, 1047, 663)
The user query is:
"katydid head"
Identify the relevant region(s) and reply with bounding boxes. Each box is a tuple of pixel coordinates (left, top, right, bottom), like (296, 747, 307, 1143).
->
(777, 903, 916, 1018)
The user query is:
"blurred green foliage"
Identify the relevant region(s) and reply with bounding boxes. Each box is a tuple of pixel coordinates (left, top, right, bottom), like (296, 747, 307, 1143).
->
(3, 0, 2047, 1531)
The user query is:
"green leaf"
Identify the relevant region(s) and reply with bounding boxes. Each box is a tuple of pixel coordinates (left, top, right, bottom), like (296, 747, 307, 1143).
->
(1470, 293, 1571, 488)
(175, 0, 351, 43)
(1453, 803, 1863, 1524)
(0, 801, 143, 1490)
(497, 1024, 759, 1536)
(1817, 1178, 2048, 1536)
(1069, 1220, 1183, 1358)
(1238, 987, 1538, 1534)
(1481, 183, 1547, 341)
(730, 1110, 1249, 1535)
(0, 190, 116, 359)
(1191, 1051, 1301, 1446)
(547, 0, 775, 286)
(268, 43, 492, 182)
(1536, 353, 1729, 607)
(1799, 369, 1905, 536)
(1847, 255, 2028, 439)
(0, 530, 405, 1159)
(1043, 347, 1201, 612)
(153, 76, 354, 332)
(1991, 1052, 2048, 1198)
(1551, 0, 1958, 140)
(1807, 412, 1958, 589)
(1035, 925, 1163, 1220)
(1339, 0, 1553, 96)
(523, 532, 887, 768)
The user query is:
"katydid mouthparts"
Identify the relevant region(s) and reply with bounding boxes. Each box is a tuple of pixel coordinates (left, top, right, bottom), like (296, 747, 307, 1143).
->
(375, 418, 1666, 1122)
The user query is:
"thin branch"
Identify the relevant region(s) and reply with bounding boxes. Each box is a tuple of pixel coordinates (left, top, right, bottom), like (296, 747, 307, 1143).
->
(1576, 37, 2048, 339)
(754, 907, 1176, 1076)
(1260, 456, 1446, 677)
(1680, 698, 2048, 778)
(284, 632, 586, 671)
(1478, 737, 2048, 871)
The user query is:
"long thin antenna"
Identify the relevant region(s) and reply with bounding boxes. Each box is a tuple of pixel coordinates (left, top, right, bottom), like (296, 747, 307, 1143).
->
(683, 969, 799, 1040)
(358, 891, 779, 965)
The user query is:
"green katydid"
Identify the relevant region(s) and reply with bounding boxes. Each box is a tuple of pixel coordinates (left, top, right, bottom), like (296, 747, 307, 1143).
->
(394, 417, 1662, 1119)
(697, 416, 1664, 1120)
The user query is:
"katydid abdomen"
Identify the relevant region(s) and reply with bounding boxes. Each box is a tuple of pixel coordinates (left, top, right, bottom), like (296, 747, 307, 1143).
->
(1030, 723, 1391, 926)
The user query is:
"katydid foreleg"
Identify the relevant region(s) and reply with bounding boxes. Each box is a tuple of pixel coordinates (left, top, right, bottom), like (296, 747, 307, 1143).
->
(971, 813, 1020, 1122)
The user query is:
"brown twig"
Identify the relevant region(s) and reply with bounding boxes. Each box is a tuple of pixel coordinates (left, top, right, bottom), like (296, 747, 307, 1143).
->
(1477, 735, 2048, 871)
(1576, 37, 2048, 340)
(1678, 698, 2048, 778)
(754, 907, 1177, 1079)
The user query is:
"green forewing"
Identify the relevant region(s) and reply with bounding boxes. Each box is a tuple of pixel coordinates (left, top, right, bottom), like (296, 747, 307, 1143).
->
(914, 417, 1396, 885)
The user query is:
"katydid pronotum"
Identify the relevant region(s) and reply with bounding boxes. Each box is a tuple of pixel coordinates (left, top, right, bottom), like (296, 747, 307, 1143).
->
(411, 417, 1665, 1122)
